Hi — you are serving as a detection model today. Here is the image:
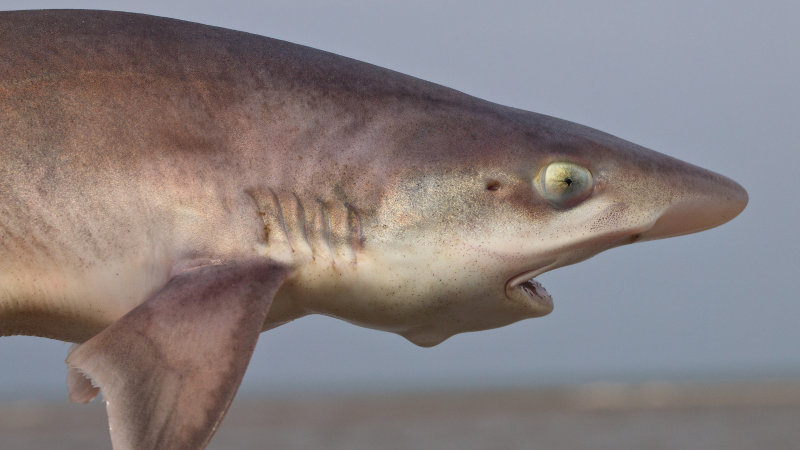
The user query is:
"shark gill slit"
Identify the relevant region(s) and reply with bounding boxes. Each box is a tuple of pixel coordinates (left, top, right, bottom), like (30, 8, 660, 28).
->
(244, 190, 271, 244)
(249, 190, 359, 267)
(268, 188, 294, 253)
(346, 204, 363, 264)
(291, 193, 313, 260)
(317, 199, 335, 260)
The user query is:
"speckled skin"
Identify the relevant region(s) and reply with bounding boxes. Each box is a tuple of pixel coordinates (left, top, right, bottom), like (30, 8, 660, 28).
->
(0, 10, 747, 347)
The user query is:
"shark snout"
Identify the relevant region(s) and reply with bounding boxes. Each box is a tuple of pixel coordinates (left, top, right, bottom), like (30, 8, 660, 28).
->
(640, 169, 748, 241)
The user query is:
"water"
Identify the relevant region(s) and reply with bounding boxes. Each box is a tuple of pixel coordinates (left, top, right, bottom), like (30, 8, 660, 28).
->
(2, 381, 799, 450)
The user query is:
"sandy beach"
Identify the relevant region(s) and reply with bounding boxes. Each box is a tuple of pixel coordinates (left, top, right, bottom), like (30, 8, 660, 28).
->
(2, 381, 799, 450)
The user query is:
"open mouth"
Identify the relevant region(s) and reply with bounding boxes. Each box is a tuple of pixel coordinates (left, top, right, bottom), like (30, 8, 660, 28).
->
(505, 262, 556, 315)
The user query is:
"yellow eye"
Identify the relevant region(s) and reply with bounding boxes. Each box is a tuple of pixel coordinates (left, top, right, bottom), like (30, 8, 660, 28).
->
(540, 162, 594, 207)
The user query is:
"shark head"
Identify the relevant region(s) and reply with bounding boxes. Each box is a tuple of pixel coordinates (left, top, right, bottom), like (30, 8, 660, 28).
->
(310, 103, 748, 347)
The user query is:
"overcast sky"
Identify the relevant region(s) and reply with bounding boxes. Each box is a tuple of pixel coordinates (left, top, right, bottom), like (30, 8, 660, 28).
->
(1, 0, 798, 401)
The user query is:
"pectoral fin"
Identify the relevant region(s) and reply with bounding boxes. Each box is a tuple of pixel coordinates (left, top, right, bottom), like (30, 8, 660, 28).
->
(67, 344, 100, 403)
(66, 259, 287, 450)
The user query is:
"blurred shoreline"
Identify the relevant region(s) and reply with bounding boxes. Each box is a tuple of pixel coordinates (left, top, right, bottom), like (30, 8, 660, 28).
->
(3, 380, 800, 450)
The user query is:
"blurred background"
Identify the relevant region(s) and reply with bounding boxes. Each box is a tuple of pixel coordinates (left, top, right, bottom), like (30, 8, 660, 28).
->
(0, 0, 798, 448)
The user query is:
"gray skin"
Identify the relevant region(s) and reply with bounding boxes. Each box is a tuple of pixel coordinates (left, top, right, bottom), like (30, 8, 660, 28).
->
(0, 10, 747, 347)
(0, 10, 748, 449)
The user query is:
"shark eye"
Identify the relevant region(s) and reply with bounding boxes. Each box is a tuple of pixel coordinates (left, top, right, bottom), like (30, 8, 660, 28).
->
(540, 162, 594, 207)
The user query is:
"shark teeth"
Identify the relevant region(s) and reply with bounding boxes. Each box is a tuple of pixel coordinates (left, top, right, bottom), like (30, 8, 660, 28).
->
(505, 261, 556, 314)
(517, 278, 553, 306)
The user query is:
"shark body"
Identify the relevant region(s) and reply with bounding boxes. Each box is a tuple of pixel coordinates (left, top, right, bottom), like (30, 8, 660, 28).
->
(0, 10, 747, 450)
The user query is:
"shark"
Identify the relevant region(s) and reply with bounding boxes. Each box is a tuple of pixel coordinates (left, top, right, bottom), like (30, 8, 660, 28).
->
(0, 9, 747, 450)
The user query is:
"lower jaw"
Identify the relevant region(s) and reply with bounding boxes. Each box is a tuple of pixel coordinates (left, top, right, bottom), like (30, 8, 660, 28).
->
(504, 277, 554, 316)
(504, 262, 557, 315)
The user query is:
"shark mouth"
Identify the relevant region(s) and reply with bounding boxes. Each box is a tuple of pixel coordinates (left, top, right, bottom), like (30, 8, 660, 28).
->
(505, 264, 555, 315)
(518, 279, 552, 305)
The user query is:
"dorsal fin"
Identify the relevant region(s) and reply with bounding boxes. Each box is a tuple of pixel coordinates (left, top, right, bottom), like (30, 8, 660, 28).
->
(66, 259, 287, 450)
